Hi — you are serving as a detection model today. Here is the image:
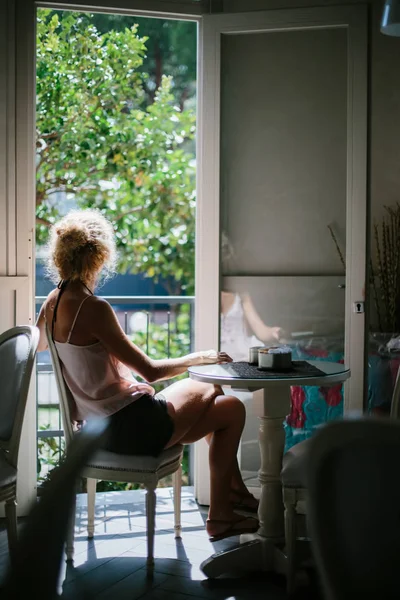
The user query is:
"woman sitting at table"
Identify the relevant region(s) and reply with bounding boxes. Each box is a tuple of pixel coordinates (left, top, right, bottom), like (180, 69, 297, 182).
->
(36, 209, 258, 541)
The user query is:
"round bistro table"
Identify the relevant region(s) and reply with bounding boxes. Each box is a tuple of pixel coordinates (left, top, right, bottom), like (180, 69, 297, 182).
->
(188, 360, 350, 578)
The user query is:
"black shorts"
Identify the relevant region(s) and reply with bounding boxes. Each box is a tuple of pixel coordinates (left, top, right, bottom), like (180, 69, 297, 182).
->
(102, 393, 174, 457)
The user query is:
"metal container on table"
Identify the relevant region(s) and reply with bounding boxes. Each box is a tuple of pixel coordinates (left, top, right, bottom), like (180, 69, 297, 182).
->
(258, 346, 292, 370)
(248, 346, 263, 365)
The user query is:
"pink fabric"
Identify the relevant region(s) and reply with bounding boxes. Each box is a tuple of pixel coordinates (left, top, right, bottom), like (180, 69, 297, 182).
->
(55, 340, 155, 421)
(287, 386, 306, 429)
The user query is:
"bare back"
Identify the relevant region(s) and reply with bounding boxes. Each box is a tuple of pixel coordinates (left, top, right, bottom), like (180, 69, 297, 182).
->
(44, 286, 98, 346)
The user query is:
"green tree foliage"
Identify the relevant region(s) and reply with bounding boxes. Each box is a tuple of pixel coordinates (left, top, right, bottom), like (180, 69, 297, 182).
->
(91, 13, 197, 110)
(36, 10, 196, 293)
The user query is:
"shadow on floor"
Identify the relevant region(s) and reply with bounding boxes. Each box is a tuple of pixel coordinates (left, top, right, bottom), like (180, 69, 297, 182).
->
(1, 487, 322, 600)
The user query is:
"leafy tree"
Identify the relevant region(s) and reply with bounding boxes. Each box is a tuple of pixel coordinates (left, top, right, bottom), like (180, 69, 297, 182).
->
(91, 13, 197, 110)
(36, 10, 196, 294)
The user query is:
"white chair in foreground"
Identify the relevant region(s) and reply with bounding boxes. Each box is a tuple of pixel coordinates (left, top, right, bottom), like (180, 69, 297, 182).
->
(46, 329, 183, 569)
(307, 418, 400, 600)
(281, 367, 400, 593)
(0, 325, 40, 556)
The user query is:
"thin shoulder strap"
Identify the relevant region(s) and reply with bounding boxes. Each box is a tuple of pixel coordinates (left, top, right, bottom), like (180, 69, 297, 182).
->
(67, 295, 92, 343)
(52, 280, 69, 343)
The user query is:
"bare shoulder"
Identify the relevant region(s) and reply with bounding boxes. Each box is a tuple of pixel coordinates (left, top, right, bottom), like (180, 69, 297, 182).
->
(43, 288, 61, 316)
(86, 295, 113, 310)
(47, 288, 59, 304)
(82, 295, 116, 322)
(240, 293, 252, 305)
(82, 295, 123, 340)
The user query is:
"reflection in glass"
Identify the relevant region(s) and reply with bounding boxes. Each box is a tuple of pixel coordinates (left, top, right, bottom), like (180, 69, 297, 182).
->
(219, 28, 347, 476)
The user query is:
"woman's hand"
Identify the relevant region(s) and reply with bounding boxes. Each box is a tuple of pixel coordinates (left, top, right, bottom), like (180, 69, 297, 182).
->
(270, 326, 285, 343)
(187, 350, 233, 366)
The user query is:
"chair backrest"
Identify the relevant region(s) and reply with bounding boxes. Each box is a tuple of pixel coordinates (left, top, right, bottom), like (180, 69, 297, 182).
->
(2, 418, 108, 600)
(0, 326, 39, 466)
(45, 325, 75, 447)
(307, 419, 400, 600)
(390, 365, 400, 419)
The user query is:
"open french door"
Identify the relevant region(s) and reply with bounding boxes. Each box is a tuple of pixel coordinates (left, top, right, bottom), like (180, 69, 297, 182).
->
(194, 5, 367, 504)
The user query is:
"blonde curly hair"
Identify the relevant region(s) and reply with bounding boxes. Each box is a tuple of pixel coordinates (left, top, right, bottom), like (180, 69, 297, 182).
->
(47, 209, 117, 286)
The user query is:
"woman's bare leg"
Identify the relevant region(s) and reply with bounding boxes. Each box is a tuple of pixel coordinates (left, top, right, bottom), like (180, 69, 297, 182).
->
(162, 378, 224, 448)
(204, 433, 259, 509)
(161, 378, 257, 537)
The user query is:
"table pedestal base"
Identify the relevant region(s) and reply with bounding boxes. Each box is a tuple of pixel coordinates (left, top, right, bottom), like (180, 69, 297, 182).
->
(201, 386, 291, 579)
(200, 535, 288, 578)
(187, 363, 349, 581)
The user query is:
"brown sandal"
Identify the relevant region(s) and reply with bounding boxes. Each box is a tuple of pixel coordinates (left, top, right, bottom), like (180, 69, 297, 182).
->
(230, 490, 259, 514)
(206, 516, 259, 542)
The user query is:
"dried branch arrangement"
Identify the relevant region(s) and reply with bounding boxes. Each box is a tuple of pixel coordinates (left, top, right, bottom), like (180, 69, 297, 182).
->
(327, 225, 346, 272)
(372, 204, 400, 333)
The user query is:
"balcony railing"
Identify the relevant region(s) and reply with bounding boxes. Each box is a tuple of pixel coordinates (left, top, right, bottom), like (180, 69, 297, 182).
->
(36, 295, 195, 484)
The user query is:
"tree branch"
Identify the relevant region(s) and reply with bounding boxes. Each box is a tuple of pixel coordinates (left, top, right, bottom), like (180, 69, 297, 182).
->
(39, 131, 60, 141)
(113, 206, 143, 221)
(45, 186, 97, 196)
(36, 216, 52, 227)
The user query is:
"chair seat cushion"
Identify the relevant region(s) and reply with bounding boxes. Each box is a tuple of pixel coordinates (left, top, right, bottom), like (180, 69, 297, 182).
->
(0, 451, 17, 488)
(281, 439, 311, 488)
(85, 443, 183, 473)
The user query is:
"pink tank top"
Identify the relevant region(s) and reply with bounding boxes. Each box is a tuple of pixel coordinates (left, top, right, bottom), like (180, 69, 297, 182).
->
(51, 295, 155, 421)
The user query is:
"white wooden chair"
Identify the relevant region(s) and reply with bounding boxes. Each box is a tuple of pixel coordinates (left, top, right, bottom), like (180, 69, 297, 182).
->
(307, 418, 400, 600)
(0, 325, 40, 556)
(46, 328, 183, 569)
(281, 367, 400, 593)
(2, 420, 108, 598)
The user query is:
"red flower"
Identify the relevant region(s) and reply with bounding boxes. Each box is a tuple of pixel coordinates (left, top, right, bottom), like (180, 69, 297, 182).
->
(320, 384, 342, 407)
(288, 386, 306, 428)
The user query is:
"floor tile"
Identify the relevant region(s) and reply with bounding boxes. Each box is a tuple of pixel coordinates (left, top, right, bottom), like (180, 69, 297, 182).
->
(158, 573, 287, 600)
(140, 589, 206, 600)
(64, 534, 146, 582)
(0, 487, 321, 600)
(62, 553, 146, 597)
(151, 557, 205, 580)
(95, 566, 169, 600)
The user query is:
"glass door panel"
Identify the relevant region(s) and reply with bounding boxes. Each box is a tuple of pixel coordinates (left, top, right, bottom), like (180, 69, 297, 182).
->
(219, 27, 348, 474)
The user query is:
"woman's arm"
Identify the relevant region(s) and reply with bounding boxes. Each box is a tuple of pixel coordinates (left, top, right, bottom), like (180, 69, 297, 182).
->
(36, 304, 49, 352)
(241, 294, 284, 344)
(87, 297, 230, 383)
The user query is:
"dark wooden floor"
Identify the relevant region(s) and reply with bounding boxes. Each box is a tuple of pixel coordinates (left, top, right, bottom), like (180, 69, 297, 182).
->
(0, 487, 319, 599)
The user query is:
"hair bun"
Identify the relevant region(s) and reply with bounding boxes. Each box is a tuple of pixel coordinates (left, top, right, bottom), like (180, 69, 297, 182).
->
(47, 208, 116, 285)
(56, 224, 92, 251)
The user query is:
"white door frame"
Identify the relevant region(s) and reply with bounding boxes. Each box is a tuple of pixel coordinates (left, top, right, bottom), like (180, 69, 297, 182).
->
(38, 0, 205, 17)
(194, 6, 368, 504)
